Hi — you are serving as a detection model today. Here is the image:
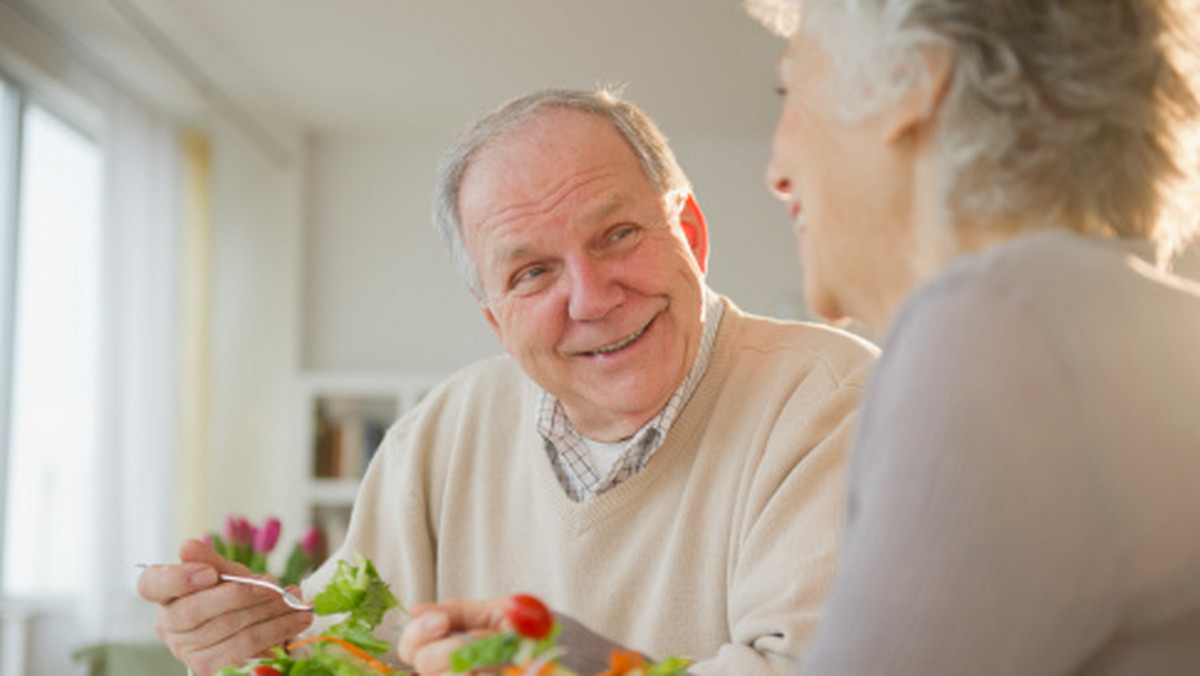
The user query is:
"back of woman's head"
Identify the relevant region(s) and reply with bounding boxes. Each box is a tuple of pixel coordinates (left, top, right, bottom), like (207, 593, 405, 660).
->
(748, 0, 1200, 262)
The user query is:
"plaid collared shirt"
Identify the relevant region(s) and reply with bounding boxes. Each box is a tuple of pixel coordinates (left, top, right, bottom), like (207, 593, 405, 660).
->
(537, 290, 725, 502)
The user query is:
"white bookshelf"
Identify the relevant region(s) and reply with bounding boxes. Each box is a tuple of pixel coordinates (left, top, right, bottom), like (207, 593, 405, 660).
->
(292, 371, 445, 562)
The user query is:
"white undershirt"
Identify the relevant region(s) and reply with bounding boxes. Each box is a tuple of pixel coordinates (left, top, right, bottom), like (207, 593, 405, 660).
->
(580, 437, 628, 479)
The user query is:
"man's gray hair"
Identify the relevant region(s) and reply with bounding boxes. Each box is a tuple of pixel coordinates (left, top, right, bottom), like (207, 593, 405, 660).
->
(746, 0, 1200, 263)
(432, 88, 693, 300)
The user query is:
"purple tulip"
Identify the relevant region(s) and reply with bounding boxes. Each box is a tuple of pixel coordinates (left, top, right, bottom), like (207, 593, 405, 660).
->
(223, 515, 253, 546)
(223, 515, 241, 544)
(240, 518, 255, 544)
(254, 517, 282, 554)
(300, 525, 322, 557)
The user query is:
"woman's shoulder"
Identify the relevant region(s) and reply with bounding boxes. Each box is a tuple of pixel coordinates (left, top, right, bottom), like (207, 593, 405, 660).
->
(926, 230, 1131, 298)
(880, 229, 1200, 400)
(896, 230, 1193, 338)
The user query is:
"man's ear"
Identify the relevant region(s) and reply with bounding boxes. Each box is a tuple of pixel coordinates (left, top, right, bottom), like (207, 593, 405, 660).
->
(883, 44, 954, 145)
(678, 193, 709, 273)
(481, 304, 511, 353)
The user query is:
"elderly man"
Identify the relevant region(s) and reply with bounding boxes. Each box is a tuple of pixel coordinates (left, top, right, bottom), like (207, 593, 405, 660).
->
(138, 89, 877, 676)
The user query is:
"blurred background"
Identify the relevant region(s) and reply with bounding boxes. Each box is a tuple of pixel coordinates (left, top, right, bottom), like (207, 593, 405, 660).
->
(0, 1, 810, 673)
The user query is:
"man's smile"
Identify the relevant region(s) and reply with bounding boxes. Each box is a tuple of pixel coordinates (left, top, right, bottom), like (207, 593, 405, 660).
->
(567, 313, 660, 359)
(580, 322, 650, 356)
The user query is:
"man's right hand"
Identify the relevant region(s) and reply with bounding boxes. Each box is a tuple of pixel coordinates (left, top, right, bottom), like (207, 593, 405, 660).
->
(137, 538, 314, 676)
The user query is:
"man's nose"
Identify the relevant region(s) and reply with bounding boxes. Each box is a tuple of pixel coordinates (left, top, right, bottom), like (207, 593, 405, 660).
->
(566, 256, 623, 321)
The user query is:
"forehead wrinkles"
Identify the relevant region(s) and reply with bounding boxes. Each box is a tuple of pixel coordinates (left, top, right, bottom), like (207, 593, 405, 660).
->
(479, 162, 615, 235)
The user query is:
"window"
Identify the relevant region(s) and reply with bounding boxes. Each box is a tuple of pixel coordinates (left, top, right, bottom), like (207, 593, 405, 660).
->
(0, 75, 103, 599)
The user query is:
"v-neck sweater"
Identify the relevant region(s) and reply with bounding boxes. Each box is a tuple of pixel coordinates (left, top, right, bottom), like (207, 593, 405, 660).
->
(304, 296, 877, 674)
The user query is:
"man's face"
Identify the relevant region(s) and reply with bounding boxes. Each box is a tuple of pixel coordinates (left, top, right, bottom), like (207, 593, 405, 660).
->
(458, 109, 709, 441)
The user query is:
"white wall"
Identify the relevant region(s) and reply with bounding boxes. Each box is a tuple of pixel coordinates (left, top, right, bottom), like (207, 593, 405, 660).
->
(203, 117, 307, 530)
(677, 134, 813, 320)
(303, 132, 498, 372)
(301, 126, 811, 374)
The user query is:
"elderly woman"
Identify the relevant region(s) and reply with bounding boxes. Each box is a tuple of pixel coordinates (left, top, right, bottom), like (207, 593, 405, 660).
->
(745, 0, 1200, 673)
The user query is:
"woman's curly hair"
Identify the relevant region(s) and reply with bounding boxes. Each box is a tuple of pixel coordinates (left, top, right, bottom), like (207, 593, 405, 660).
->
(748, 0, 1200, 263)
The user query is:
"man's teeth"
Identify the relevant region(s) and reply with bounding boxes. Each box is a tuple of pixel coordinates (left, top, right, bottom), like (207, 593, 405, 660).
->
(793, 211, 808, 234)
(589, 325, 647, 355)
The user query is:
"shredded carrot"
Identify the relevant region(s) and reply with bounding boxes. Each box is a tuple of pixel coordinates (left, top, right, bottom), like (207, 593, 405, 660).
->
(597, 649, 646, 676)
(286, 635, 394, 674)
(500, 661, 563, 676)
(499, 663, 558, 676)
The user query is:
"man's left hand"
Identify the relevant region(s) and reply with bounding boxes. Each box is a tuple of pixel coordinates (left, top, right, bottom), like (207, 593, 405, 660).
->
(396, 597, 508, 675)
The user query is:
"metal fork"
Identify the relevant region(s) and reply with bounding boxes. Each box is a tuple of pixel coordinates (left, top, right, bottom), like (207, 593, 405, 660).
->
(218, 574, 314, 611)
(135, 564, 314, 611)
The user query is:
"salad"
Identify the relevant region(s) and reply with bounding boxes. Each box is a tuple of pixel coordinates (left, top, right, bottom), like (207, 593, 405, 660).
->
(215, 556, 688, 676)
(448, 593, 690, 676)
(215, 555, 404, 676)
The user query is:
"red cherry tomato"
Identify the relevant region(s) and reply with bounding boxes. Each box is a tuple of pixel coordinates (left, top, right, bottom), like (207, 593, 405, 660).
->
(505, 593, 554, 640)
(250, 665, 283, 676)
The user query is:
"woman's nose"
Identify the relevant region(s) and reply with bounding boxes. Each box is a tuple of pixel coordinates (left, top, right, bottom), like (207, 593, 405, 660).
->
(766, 161, 792, 200)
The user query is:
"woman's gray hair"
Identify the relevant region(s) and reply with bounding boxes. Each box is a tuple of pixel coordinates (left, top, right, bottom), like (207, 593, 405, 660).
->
(431, 88, 693, 300)
(747, 0, 1200, 264)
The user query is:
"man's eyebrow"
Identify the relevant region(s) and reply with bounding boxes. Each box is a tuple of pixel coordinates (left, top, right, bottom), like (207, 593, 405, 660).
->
(578, 194, 630, 228)
(487, 193, 636, 269)
(491, 240, 535, 269)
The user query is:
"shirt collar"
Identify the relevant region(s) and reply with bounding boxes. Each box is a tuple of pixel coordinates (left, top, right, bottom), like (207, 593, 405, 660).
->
(537, 289, 725, 501)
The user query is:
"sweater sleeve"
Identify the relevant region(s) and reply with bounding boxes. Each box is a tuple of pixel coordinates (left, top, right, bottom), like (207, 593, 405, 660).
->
(688, 371, 863, 675)
(800, 285, 1117, 675)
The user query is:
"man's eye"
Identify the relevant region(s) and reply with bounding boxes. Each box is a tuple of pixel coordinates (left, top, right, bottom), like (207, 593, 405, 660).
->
(775, 86, 788, 97)
(511, 266, 548, 288)
(607, 225, 642, 245)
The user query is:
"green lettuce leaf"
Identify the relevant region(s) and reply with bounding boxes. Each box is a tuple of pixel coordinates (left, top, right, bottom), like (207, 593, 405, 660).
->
(449, 632, 522, 672)
(311, 555, 401, 657)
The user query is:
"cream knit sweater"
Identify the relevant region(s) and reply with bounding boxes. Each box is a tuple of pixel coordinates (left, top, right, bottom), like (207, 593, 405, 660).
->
(303, 297, 877, 674)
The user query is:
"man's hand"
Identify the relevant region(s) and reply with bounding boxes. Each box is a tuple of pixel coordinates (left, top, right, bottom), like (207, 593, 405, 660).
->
(396, 597, 508, 675)
(397, 595, 626, 675)
(137, 539, 314, 676)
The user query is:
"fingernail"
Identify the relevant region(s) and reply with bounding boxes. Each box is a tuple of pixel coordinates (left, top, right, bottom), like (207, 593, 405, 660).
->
(190, 568, 217, 586)
(419, 611, 448, 634)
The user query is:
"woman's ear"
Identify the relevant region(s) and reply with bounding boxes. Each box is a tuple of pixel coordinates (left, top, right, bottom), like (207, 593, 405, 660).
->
(883, 44, 954, 145)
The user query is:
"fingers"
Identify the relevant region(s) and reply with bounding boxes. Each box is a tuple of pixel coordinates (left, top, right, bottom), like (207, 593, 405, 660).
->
(137, 560, 219, 605)
(178, 538, 253, 575)
(397, 608, 448, 669)
(137, 539, 254, 605)
(406, 632, 475, 676)
(156, 587, 313, 675)
(139, 538, 312, 676)
(425, 596, 510, 633)
(156, 575, 296, 633)
(397, 597, 509, 674)
(159, 602, 312, 676)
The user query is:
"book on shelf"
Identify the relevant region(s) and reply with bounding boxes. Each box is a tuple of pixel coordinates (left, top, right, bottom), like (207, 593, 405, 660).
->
(310, 504, 352, 565)
(312, 401, 392, 480)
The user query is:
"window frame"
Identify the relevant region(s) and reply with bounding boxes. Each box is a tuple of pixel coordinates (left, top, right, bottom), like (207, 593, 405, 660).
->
(0, 66, 104, 596)
(0, 71, 23, 594)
